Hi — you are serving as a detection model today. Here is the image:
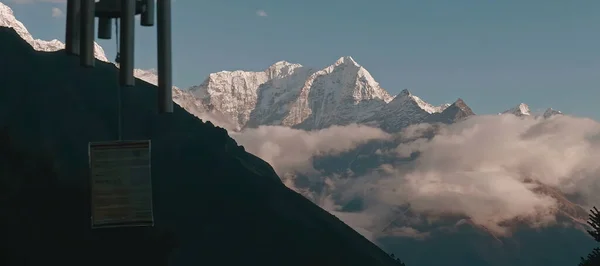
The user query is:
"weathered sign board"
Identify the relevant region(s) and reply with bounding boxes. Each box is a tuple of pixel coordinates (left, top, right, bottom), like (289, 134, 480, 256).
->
(88, 140, 154, 229)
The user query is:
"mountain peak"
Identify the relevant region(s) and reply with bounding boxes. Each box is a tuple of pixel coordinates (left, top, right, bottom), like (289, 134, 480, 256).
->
(502, 103, 531, 116)
(452, 98, 467, 108)
(266, 60, 303, 79)
(0, 2, 108, 61)
(424, 98, 475, 124)
(269, 60, 301, 68)
(334, 56, 360, 67)
(543, 108, 563, 118)
(399, 89, 412, 97)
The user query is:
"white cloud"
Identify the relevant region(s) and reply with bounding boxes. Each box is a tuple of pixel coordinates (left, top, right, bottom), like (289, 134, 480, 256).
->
(51, 7, 63, 18)
(225, 114, 600, 238)
(355, 115, 600, 235)
(256, 10, 268, 17)
(231, 124, 390, 174)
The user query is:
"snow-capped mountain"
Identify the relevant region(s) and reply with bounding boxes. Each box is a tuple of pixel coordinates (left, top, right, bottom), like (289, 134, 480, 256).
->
(133, 68, 241, 130)
(287, 56, 394, 130)
(188, 56, 397, 130)
(188, 60, 313, 129)
(425, 98, 475, 124)
(0, 2, 107, 61)
(502, 103, 531, 116)
(500, 103, 563, 119)
(185, 55, 569, 131)
(368, 89, 451, 131)
(543, 108, 563, 118)
(1, 1, 562, 133)
(187, 56, 459, 131)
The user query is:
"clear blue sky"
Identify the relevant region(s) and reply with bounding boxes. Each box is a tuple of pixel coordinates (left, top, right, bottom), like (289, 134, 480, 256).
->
(5, 0, 600, 118)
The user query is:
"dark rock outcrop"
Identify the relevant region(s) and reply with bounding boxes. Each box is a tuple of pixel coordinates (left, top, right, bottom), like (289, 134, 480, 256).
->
(0, 26, 403, 266)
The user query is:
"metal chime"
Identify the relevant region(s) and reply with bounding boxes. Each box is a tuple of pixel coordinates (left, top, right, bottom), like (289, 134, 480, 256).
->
(64, 0, 173, 113)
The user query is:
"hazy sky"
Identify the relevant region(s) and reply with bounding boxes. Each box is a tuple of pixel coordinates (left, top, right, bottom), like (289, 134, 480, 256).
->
(5, 0, 600, 118)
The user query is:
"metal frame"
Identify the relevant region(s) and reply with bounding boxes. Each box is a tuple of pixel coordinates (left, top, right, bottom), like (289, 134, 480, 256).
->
(65, 0, 173, 113)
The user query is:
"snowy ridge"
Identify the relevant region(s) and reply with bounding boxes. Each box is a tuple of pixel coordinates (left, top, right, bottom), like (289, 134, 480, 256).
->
(1, 2, 564, 133)
(543, 108, 563, 118)
(186, 56, 564, 131)
(289, 56, 395, 129)
(189, 56, 409, 130)
(501, 103, 563, 119)
(370, 89, 451, 131)
(501, 103, 531, 116)
(0, 2, 107, 61)
(133, 68, 241, 130)
(425, 98, 476, 124)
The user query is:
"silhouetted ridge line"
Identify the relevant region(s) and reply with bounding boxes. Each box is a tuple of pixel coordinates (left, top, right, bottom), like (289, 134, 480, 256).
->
(0, 26, 404, 266)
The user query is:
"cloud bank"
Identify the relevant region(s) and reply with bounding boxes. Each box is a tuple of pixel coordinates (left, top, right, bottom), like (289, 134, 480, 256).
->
(224, 114, 600, 238)
(231, 124, 390, 174)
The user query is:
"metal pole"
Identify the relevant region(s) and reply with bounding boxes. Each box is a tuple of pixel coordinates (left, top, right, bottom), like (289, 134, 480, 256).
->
(65, 0, 80, 55)
(120, 0, 135, 87)
(157, 0, 173, 113)
(141, 0, 155, 27)
(97, 17, 112, 39)
(80, 0, 95, 67)
(117, 83, 123, 140)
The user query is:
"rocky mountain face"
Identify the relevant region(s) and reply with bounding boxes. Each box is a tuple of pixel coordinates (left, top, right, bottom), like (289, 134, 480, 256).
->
(0, 1, 560, 133)
(185, 56, 473, 131)
(187, 56, 397, 130)
(501, 103, 563, 119)
(182, 58, 562, 132)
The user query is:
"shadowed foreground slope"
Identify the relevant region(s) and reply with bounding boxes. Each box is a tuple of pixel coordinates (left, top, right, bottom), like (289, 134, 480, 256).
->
(0, 26, 403, 266)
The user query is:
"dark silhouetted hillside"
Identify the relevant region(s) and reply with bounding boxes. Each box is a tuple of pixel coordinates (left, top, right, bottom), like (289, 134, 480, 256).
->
(579, 207, 600, 265)
(0, 26, 404, 266)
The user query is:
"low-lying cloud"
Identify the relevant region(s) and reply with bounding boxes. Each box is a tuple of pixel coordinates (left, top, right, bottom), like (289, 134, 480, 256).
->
(231, 124, 391, 173)
(224, 114, 600, 238)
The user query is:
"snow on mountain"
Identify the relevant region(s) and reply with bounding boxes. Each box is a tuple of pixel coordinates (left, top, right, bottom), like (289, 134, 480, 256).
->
(500, 104, 563, 119)
(1, 1, 563, 132)
(0, 2, 107, 61)
(502, 103, 531, 116)
(188, 56, 432, 131)
(543, 108, 563, 118)
(425, 98, 476, 124)
(245, 61, 315, 128)
(369, 89, 450, 131)
(188, 60, 313, 130)
(290, 56, 394, 130)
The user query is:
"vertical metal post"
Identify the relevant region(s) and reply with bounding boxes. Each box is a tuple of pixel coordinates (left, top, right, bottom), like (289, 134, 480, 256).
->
(65, 0, 80, 55)
(141, 0, 155, 27)
(80, 0, 95, 67)
(120, 0, 135, 87)
(157, 0, 173, 113)
(97, 17, 112, 39)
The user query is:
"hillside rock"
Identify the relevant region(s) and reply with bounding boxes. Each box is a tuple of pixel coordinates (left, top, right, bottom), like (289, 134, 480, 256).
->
(0, 26, 404, 266)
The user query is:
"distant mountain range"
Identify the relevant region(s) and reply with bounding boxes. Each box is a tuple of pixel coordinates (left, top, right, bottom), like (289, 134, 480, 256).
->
(0, 2, 562, 133)
(178, 56, 562, 132)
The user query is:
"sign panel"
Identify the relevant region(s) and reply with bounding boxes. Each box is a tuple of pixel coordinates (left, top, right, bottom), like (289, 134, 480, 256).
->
(89, 140, 154, 228)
